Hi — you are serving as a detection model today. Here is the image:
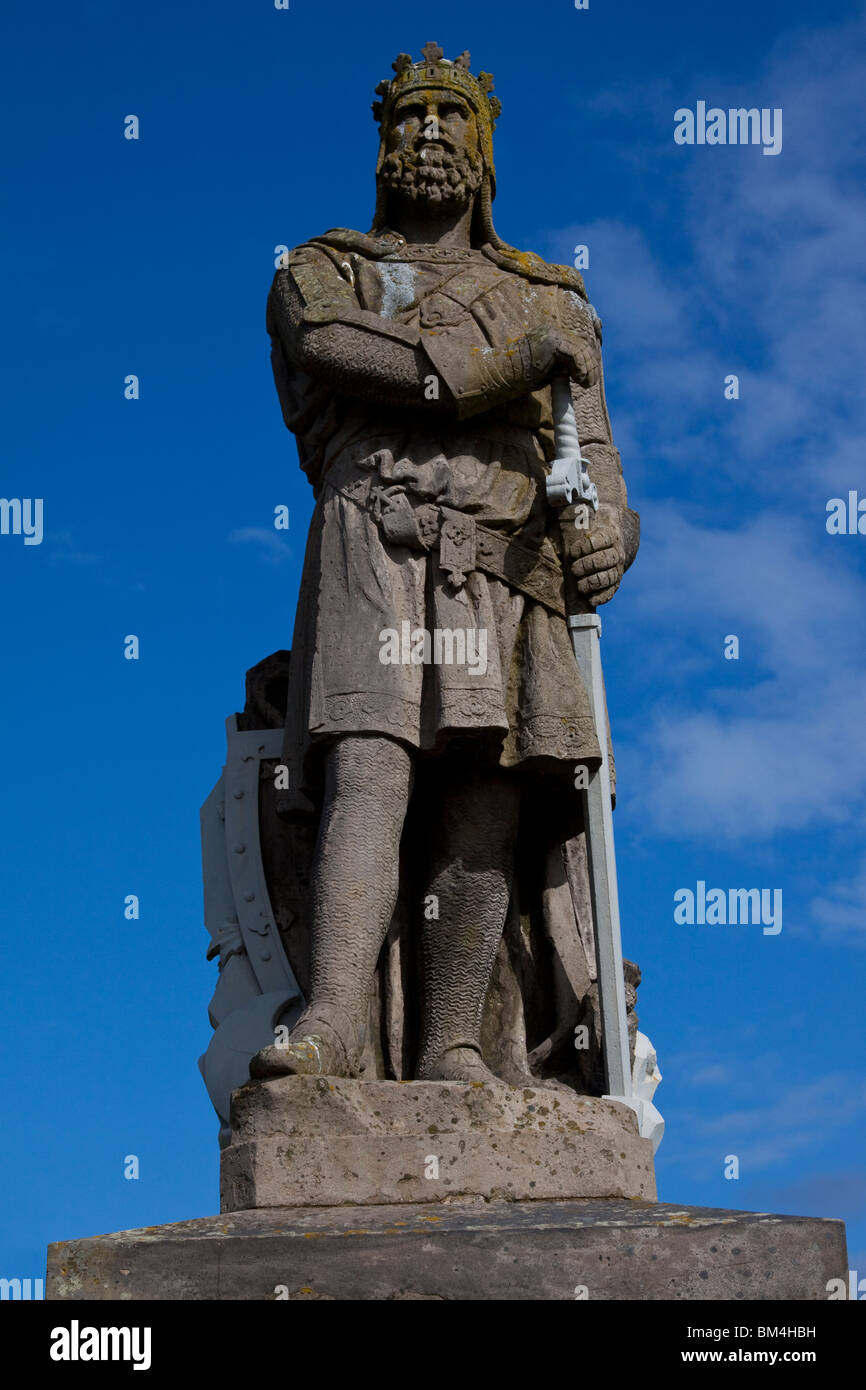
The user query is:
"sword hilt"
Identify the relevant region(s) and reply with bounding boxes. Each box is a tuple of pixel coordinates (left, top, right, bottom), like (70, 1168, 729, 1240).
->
(546, 376, 599, 512)
(547, 376, 598, 615)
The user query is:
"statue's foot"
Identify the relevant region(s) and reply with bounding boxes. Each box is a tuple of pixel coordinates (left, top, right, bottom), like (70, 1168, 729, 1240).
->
(416, 1044, 499, 1084)
(249, 1005, 362, 1080)
(250, 1036, 339, 1079)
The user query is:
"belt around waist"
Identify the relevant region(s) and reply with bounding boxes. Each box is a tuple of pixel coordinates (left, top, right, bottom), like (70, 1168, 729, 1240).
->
(327, 476, 567, 619)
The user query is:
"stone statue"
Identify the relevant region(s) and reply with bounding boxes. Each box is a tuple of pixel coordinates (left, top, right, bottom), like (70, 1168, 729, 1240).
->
(42, 44, 849, 1305)
(203, 41, 641, 1115)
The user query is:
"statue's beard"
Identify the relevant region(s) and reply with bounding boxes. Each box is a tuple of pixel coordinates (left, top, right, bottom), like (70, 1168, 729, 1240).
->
(380, 141, 484, 211)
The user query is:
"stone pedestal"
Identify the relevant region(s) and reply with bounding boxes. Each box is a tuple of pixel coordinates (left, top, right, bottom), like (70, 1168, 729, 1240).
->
(219, 1076, 657, 1211)
(46, 1199, 847, 1301)
(45, 1077, 848, 1301)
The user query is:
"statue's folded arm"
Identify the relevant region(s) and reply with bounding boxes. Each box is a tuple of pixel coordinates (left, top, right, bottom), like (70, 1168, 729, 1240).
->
(421, 321, 559, 421)
(267, 262, 456, 412)
(267, 248, 565, 419)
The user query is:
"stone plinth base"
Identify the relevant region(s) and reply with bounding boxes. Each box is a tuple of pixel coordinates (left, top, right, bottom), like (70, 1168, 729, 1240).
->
(219, 1076, 656, 1211)
(46, 1199, 847, 1301)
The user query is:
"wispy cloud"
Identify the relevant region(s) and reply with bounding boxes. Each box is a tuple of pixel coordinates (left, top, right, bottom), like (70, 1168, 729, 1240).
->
(228, 526, 291, 566)
(543, 15, 866, 875)
(619, 506, 866, 843)
(811, 856, 866, 946)
(45, 529, 101, 566)
(661, 1053, 866, 1177)
(547, 10, 866, 501)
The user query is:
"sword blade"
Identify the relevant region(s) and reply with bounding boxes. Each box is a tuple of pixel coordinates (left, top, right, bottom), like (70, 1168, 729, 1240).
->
(548, 375, 633, 1104)
(568, 614, 633, 1100)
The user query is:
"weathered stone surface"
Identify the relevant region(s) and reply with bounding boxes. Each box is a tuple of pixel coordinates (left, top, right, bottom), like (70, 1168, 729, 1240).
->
(201, 42, 651, 1152)
(46, 1200, 847, 1301)
(219, 1076, 656, 1210)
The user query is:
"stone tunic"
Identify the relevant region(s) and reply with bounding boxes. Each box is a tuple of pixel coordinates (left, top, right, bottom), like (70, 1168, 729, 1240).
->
(268, 233, 633, 798)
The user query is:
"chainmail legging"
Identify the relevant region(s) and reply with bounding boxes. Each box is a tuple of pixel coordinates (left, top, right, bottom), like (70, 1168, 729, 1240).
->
(415, 763, 520, 1075)
(307, 735, 520, 1074)
(307, 736, 413, 1032)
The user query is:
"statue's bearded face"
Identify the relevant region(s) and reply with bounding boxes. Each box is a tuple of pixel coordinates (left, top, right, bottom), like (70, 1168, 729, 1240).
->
(381, 88, 485, 211)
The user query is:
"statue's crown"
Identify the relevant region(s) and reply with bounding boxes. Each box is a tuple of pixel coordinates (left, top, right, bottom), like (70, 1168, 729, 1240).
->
(372, 42, 501, 133)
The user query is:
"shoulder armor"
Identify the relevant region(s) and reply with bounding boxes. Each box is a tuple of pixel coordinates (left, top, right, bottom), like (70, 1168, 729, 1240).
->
(306, 227, 403, 259)
(480, 241, 588, 296)
(275, 242, 356, 325)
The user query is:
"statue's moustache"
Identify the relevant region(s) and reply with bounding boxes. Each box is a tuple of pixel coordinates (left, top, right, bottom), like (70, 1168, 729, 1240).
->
(414, 138, 456, 157)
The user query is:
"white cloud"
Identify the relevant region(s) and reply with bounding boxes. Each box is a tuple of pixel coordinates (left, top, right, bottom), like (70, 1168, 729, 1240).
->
(46, 529, 101, 566)
(228, 526, 291, 565)
(811, 856, 866, 946)
(661, 1057, 866, 1176)
(616, 506, 866, 842)
(545, 10, 866, 500)
(542, 15, 866, 859)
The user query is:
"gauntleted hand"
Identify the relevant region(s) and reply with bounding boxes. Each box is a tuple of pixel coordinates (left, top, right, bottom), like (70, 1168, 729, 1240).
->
(569, 524, 625, 606)
(547, 324, 601, 390)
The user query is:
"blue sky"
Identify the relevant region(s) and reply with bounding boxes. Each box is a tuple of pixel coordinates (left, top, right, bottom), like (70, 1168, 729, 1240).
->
(1, 0, 864, 1290)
